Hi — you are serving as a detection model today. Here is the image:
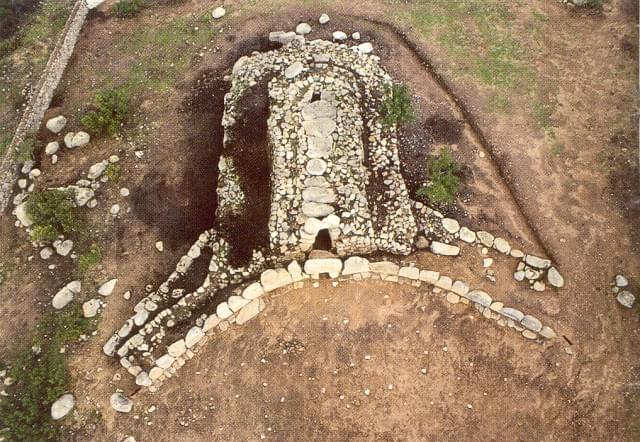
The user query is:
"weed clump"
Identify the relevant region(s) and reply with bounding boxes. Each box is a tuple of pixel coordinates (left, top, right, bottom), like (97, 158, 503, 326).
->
(417, 147, 460, 205)
(380, 84, 416, 127)
(81, 87, 130, 136)
(110, 0, 143, 18)
(25, 189, 79, 243)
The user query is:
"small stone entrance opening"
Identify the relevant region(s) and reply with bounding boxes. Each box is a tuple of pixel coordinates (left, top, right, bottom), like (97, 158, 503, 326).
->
(313, 229, 332, 251)
(311, 91, 321, 102)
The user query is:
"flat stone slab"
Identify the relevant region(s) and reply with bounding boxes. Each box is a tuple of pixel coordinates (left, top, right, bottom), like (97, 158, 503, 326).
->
(261, 268, 293, 292)
(242, 282, 265, 300)
(342, 256, 370, 275)
(306, 176, 330, 187)
(302, 100, 336, 120)
(525, 255, 551, 269)
(236, 298, 266, 325)
(521, 315, 543, 332)
(303, 119, 336, 137)
(547, 267, 564, 288)
(302, 202, 334, 218)
(285, 61, 304, 79)
(304, 258, 343, 277)
(302, 186, 336, 203)
(430, 241, 460, 256)
(465, 290, 492, 307)
(307, 136, 333, 158)
(306, 158, 327, 175)
(370, 261, 399, 276)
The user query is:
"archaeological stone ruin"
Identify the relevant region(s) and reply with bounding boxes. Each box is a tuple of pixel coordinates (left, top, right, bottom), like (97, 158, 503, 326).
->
(97, 31, 566, 390)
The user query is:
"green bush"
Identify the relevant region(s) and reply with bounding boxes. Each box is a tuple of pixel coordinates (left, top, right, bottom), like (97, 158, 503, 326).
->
(110, 0, 143, 18)
(0, 303, 95, 441)
(416, 147, 461, 205)
(380, 83, 416, 126)
(25, 190, 79, 242)
(80, 87, 130, 136)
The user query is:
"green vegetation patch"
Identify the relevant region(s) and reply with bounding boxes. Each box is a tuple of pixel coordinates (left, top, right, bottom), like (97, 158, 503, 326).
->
(75, 244, 102, 278)
(111, 0, 143, 18)
(380, 84, 416, 127)
(104, 163, 122, 183)
(25, 189, 79, 243)
(81, 87, 131, 136)
(0, 303, 95, 441)
(14, 132, 36, 163)
(417, 146, 461, 205)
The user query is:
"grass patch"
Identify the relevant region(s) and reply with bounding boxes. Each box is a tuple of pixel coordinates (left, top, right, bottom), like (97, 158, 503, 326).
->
(416, 146, 461, 205)
(14, 132, 36, 163)
(25, 189, 79, 243)
(551, 141, 565, 156)
(0, 303, 95, 441)
(81, 86, 131, 136)
(104, 163, 122, 183)
(109, 16, 218, 95)
(391, 1, 532, 91)
(533, 100, 555, 132)
(110, 0, 143, 18)
(75, 244, 101, 278)
(380, 84, 416, 127)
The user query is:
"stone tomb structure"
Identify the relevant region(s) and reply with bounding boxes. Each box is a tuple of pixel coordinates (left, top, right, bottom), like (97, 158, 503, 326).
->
(218, 38, 417, 258)
(105, 36, 562, 390)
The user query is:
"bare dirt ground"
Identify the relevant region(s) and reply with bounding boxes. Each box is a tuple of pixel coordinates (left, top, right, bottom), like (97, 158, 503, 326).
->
(0, 0, 638, 440)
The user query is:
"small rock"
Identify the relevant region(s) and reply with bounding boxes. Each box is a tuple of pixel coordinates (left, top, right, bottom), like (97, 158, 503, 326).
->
(296, 23, 311, 35)
(617, 291, 636, 308)
(51, 393, 74, 420)
(547, 267, 564, 288)
(212, 6, 225, 19)
(415, 235, 430, 249)
(46, 116, 67, 133)
(82, 299, 101, 318)
(110, 392, 133, 413)
(45, 141, 59, 155)
(285, 61, 304, 79)
(319, 13, 330, 24)
(55, 240, 73, 257)
(98, 279, 118, 296)
(155, 241, 164, 252)
(352, 32, 361, 40)
(110, 204, 120, 216)
(615, 275, 628, 287)
(119, 187, 130, 197)
(333, 31, 347, 41)
(40, 247, 53, 260)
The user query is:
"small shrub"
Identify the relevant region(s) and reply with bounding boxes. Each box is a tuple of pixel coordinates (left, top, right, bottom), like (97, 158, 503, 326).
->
(111, 0, 143, 18)
(416, 147, 460, 205)
(0, 303, 95, 441)
(76, 244, 102, 277)
(104, 163, 121, 183)
(25, 190, 79, 242)
(380, 83, 416, 126)
(80, 87, 130, 136)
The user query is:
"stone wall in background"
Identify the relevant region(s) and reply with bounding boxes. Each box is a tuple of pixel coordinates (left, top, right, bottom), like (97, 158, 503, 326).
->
(0, 0, 91, 212)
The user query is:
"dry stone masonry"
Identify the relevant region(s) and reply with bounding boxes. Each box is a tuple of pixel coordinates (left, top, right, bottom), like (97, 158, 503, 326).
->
(103, 31, 562, 391)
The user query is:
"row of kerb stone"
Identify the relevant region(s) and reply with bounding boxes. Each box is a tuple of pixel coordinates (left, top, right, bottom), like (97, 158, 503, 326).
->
(140, 256, 557, 391)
